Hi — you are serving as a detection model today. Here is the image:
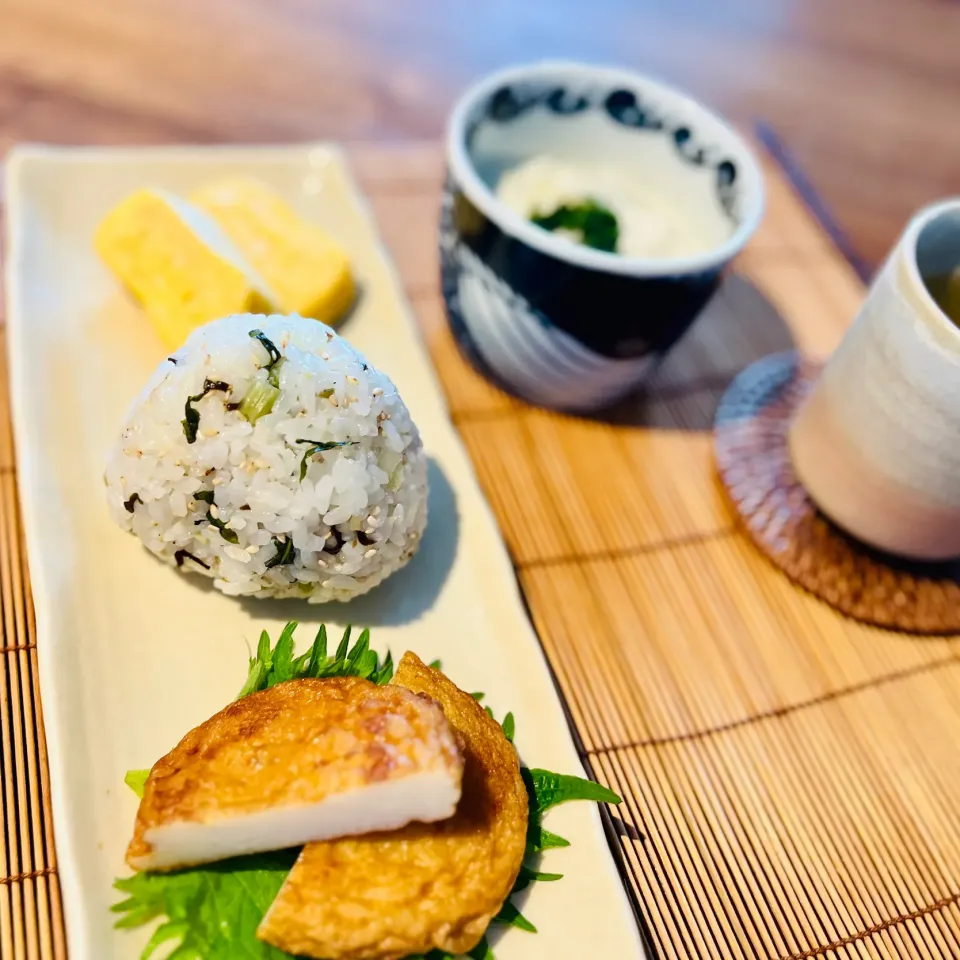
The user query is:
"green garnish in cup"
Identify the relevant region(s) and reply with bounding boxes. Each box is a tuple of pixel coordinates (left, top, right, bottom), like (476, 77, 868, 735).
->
(531, 200, 619, 253)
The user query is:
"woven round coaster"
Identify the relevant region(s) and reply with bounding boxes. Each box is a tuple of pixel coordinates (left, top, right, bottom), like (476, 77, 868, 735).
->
(714, 351, 960, 634)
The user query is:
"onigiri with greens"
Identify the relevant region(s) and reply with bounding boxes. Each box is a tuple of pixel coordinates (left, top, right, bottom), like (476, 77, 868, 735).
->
(105, 314, 427, 602)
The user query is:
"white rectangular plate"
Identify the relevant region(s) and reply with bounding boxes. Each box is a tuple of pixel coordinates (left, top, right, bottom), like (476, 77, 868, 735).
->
(4, 144, 646, 960)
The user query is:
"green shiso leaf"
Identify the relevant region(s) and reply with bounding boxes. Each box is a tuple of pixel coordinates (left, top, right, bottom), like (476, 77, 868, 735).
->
(233, 623, 394, 700)
(531, 828, 571, 852)
(114, 622, 620, 960)
(493, 899, 537, 933)
(372, 650, 395, 686)
(530, 200, 619, 253)
(112, 850, 297, 959)
(124, 769, 150, 799)
(467, 937, 495, 960)
(271, 621, 297, 683)
(519, 766, 620, 855)
(511, 864, 563, 892)
(526, 768, 622, 814)
(334, 625, 352, 663)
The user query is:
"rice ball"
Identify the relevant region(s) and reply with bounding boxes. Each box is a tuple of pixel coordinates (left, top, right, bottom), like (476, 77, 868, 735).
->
(105, 314, 428, 602)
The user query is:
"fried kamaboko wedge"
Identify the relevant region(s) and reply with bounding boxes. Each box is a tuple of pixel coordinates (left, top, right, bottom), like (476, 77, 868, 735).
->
(127, 676, 463, 872)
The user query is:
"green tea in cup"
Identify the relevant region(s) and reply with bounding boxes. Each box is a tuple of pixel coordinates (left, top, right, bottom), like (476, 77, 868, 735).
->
(925, 268, 960, 325)
(917, 207, 960, 325)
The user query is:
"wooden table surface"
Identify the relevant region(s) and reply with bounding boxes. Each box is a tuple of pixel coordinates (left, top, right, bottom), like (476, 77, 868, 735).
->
(2, 0, 959, 269)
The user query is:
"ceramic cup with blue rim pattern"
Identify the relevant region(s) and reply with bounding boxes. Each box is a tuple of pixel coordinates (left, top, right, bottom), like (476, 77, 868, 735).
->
(441, 61, 766, 411)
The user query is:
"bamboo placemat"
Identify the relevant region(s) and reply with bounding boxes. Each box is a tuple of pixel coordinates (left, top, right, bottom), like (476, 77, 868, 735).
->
(3, 130, 959, 960)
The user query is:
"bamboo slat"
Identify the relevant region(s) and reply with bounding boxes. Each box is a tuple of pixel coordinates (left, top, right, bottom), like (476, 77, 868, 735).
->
(1, 131, 956, 960)
(0, 322, 66, 960)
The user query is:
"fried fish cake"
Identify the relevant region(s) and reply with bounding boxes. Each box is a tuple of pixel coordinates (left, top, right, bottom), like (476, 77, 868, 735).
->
(127, 677, 463, 871)
(257, 653, 528, 960)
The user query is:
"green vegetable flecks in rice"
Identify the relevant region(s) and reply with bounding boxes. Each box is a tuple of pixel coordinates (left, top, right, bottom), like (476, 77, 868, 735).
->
(249, 329, 283, 387)
(238, 379, 280, 423)
(264, 537, 295, 569)
(323, 527, 345, 555)
(174, 549, 210, 570)
(531, 200, 619, 253)
(387, 462, 404, 491)
(206, 513, 239, 544)
(181, 379, 230, 444)
(114, 623, 622, 960)
(193, 491, 238, 544)
(296, 438, 357, 482)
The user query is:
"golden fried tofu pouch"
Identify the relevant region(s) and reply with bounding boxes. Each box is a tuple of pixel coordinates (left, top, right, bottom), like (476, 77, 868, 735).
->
(127, 677, 463, 872)
(257, 653, 528, 960)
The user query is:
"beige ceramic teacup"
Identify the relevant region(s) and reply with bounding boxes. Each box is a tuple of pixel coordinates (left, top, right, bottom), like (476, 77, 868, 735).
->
(789, 199, 960, 561)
